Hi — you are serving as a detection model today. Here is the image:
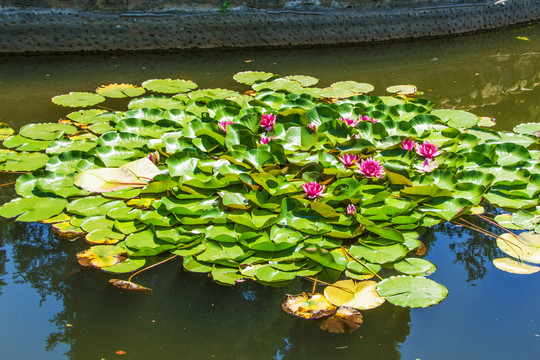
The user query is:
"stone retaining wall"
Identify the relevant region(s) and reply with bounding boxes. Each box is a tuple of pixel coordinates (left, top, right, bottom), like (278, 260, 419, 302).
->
(0, 0, 538, 52)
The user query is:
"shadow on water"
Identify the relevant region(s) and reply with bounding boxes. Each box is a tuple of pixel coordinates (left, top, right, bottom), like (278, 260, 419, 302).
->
(0, 221, 410, 360)
(0, 23, 539, 360)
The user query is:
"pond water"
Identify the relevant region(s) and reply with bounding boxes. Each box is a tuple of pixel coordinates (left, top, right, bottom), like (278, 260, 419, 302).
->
(0, 24, 539, 360)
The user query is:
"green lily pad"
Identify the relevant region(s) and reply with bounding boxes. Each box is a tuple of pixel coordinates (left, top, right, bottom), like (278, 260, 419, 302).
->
(393, 258, 436, 276)
(376, 275, 448, 308)
(19, 123, 78, 141)
(52, 92, 106, 107)
(513, 122, 540, 135)
(432, 109, 479, 128)
(284, 75, 319, 87)
(0, 196, 67, 222)
(233, 71, 275, 85)
(142, 79, 197, 94)
(332, 81, 374, 94)
(128, 95, 185, 110)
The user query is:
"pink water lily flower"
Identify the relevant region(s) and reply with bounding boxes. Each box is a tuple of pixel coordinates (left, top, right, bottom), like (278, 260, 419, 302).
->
(355, 157, 385, 179)
(402, 138, 416, 151)
(261, 113, 276, 131)
(339, 117, 359, 127)
(147, 151, 160, 165)
(416, 140, 442, 160)
(260, 135, 274, 145)
(218, 120, 233, 133)
(307, 123, 318, 132)
(339, 154, 358, 169)
(302, 182, 325, 199)
(359, 115, 379, 123)
(346, 204, 356, 216)
(415, 159, 438, 173)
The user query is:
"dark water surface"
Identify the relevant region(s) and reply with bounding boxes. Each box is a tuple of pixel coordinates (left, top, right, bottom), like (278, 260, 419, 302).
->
(0, 24, 539, 360)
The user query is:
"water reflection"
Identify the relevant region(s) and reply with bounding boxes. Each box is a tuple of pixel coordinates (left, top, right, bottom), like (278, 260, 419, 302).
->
(0, 23, 538, 360)
(0, 222, 411, 359)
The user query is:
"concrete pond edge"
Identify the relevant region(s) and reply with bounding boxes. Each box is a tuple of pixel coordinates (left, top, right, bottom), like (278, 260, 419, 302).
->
(0, 0, 539, 53)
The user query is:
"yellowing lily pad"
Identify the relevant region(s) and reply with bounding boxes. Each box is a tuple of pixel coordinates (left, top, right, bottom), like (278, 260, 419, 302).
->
(76, 245, 126, 268)
(324, 279, 385, 310)
(51, 221, 85, 238)
(282, 293, 337, 319)
(496, 232, 540, 264)
(96, 83, 146, 98)
(493, 258, 540, 274)
(386, 85, 417, 96)
(0, 123, 14, 140)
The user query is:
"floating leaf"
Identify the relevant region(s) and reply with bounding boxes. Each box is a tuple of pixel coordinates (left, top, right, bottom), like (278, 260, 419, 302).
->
(282, 293, 337, 319)
(76, 245, 126, 268)
(386, 84, 417, 95)
(513, 122, 540, 135)
(493, 258, 539, 274)
(393, 258, 436, 276)
(319, 306, 363, 334)
(332, 81, 374, 94)
(20, 123, 78, 141)
(233, 71, 274, 85)
(496, 232, 540, 264)
(284, 75, 319, 87)
(142, 79, 197, 93)
(52, 92, 106, 107)
(109, 279, 151, 292)
(0, 196, 67, 222)
(432, 109, 478, 128)
(376, 275, 448, 308)
(96, 83, 145, 98)
(0, 123, 14, 140)
(324, 280, 385, 310)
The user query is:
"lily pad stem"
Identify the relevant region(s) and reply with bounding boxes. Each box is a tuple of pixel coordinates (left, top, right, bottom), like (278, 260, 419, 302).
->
(340, 246, 383, 281)
(128, 254, 178, 282)
(302, 276, 353, 293)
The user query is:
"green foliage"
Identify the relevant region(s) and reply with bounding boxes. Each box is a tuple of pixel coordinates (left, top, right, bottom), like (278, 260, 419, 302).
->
(1, 71, 539, 313)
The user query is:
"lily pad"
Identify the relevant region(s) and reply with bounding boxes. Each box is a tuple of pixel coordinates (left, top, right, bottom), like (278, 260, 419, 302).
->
(324, 279, 386, 310)
(96, 83, 146, 98)
(376, 275, 448, 308)
(492, 258, 540, 274)
(496, 232, 540, 264)
(386, 85, 417, 96)
(319, 306, 363, 333)
(332, 81, 374, 94)
(233, 71, 275, 85)
(282, 293, 337, 319)
(20, 123, 78, 140)
(0, 123, 14, 140)
(52, 92, 106, 107)
(76, 245, 127, 268)
(142, 79, 197, 94)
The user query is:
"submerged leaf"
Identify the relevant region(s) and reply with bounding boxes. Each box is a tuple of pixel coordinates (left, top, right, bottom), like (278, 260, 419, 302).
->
(319, 306, 363, 333)
(109, 279, 152, 292)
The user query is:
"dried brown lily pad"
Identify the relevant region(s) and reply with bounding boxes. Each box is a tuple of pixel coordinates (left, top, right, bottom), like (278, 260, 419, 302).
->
(319, 306, 363, 333)
(282, 293, 337, 319)
(109, 279, 152, 292)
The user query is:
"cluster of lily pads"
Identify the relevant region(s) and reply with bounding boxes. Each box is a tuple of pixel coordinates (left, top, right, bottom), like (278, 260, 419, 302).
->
(0, 71, 539, 325)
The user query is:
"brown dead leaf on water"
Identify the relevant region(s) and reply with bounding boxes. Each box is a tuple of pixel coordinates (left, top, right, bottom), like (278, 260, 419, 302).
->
(109, 279, 152, 292)
(416, 241, 427, 256)
(319, 306, 363, 333)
